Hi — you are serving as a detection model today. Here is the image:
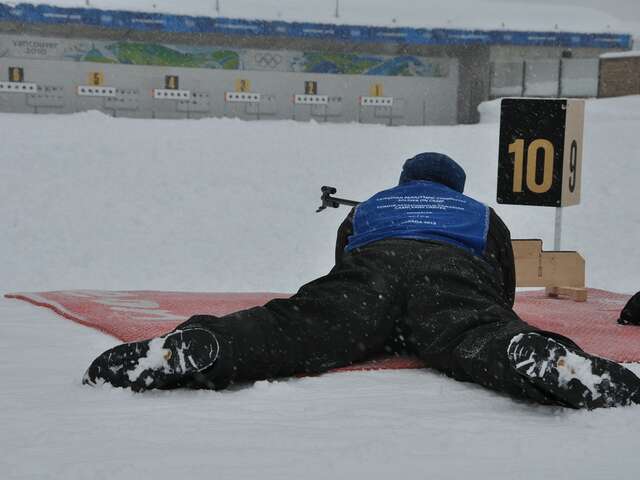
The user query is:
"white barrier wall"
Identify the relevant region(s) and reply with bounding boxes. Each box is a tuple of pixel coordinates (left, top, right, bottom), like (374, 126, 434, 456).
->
(0, 57, 460, 124)
(0, 32, 605, 124)
(0, 34, 460, 125)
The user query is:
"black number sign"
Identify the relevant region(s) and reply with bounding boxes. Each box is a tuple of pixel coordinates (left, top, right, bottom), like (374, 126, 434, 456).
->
(9, 66, 24, 83)
(497, 99, 566, 207)
(165, 75, 179, 90)
(305, 81, 318, 95)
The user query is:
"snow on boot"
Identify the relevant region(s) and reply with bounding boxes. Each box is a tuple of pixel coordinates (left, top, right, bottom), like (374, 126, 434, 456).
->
(618, 292, 640, 325)
(507, 332, 640, 409)
(83, 328, 219, 392)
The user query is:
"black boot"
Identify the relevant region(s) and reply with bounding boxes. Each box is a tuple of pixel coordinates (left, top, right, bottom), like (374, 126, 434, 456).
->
(83, 327, 220, 392)
(618, 292, 640, 325)
(507, 333, 640, 409)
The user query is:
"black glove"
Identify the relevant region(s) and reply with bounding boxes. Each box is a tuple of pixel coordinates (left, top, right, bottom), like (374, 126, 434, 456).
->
(618, 292, 640, 325)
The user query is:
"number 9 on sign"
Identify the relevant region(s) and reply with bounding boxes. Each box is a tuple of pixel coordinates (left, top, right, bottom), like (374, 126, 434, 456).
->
(569, 140, 578, 193)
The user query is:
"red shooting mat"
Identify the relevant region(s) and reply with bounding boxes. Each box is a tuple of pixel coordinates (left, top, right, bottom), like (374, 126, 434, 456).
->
(5, 288, 639, 368)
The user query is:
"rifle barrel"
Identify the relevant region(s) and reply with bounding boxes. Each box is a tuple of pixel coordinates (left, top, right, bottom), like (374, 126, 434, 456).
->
(331, 197, 359, 207)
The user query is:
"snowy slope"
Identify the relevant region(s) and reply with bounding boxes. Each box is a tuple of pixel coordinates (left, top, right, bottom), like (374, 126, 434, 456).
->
(7, 0, 639, 34)
(2, 96, 640, 294)
(2, 96, 640, 479)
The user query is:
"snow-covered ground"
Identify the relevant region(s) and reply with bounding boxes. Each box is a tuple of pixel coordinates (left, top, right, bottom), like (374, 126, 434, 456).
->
(3, 96, 640, 294)
(7, 0, 640, 35)
(2, 96, 640, 478)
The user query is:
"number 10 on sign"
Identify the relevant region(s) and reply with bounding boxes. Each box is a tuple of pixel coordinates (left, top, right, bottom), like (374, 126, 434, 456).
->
(509, 139, 554, 194)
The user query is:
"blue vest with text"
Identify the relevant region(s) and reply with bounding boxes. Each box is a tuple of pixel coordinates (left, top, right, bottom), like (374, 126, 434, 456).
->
(346, 181, 489, 256)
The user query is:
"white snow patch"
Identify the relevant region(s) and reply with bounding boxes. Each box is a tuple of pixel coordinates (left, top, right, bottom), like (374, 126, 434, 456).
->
(601, 50, 640, 59)
(556, 350, 611, 399)
(1, 96, 640, 294)
(125, 337, 170, 382)
(509, 333, 612, 400)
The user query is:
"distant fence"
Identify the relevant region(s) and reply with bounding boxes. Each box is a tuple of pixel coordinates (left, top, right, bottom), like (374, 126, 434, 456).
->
(0, 2, 632, 49)
(491, 58, 599, 98)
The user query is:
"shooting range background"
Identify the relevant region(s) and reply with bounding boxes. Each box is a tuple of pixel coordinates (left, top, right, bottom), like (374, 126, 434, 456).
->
(0, 1, 634, 125)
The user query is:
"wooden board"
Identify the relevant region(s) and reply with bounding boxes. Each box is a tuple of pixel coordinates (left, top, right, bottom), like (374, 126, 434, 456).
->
(512, 239, 586, 301)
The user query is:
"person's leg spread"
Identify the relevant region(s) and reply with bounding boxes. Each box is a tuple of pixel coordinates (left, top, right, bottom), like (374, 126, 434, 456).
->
(85, 245, 403, 390)
(403, 249, 575, 405)
(190, 247, 405, 387)
(403, 248, 640, 408)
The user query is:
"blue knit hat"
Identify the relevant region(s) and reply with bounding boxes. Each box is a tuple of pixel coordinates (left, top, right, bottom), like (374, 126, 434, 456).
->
(398, 152, 466, 193)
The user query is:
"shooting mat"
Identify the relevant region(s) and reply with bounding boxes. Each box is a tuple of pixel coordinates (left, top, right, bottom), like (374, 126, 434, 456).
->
(5, 288, 640, 367)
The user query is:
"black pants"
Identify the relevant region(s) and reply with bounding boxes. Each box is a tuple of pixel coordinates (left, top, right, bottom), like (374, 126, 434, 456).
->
(183, 239, 576, 404)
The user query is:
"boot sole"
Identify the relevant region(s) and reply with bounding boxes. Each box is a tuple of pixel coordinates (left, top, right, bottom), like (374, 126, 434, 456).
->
(508, 333, 640, 409)
(83, 328, 219, 391)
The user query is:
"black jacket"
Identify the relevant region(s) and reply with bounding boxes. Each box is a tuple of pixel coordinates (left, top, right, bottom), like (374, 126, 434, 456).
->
(334, 207, 516, 307)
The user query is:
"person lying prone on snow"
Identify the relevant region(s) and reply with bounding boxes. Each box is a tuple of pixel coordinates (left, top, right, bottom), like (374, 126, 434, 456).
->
(83, 152, 640, 409)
